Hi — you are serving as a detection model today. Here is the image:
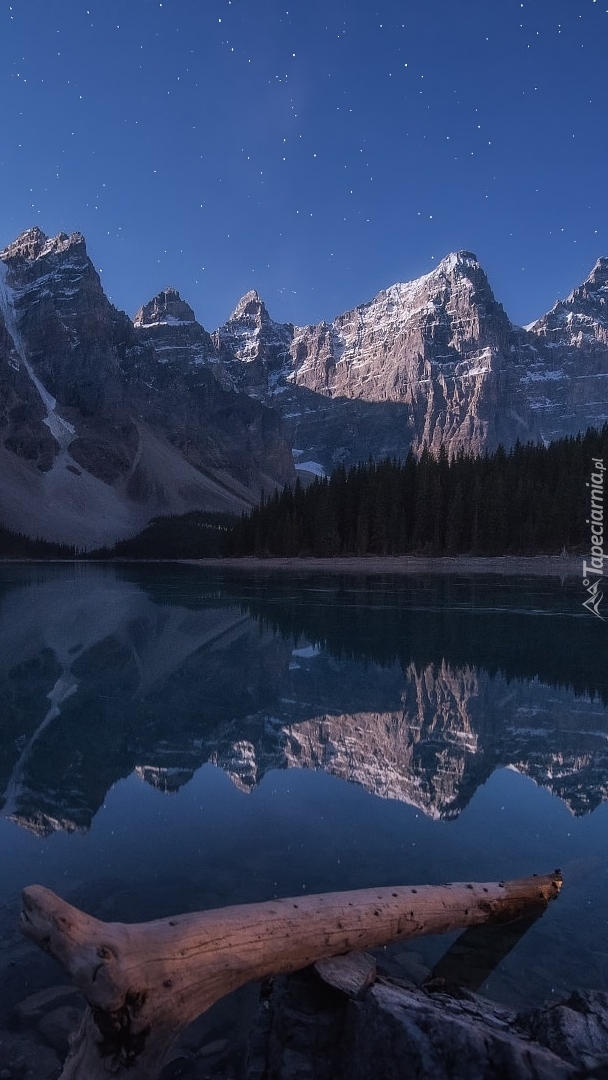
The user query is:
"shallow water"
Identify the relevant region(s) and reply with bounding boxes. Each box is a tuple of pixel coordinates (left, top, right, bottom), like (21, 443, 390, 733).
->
(0, 561, 607, 1012)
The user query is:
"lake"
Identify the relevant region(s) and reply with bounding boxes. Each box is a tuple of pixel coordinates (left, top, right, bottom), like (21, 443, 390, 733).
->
(0, 561, 607, 1024)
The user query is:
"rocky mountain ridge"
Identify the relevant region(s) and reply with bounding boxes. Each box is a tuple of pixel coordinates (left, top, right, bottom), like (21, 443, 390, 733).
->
(1, 225, 607, 543)
(139, 249, 608, 476)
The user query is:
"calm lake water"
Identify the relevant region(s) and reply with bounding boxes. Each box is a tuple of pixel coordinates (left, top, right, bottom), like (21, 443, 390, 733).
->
(1, 561, 607, 1014)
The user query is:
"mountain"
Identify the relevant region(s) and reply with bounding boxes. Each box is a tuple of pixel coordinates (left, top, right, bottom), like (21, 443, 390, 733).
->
(0, 229, 294, 548)
(212, 289, 294, 396)
(520, 256, 608, 440)
(210, 252, 608, 473)
(528, 256, 608, 346)
(1, 226, 607, 545)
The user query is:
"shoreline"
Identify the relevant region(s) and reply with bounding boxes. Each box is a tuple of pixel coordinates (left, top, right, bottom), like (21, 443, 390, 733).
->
(184, 554, 581, 578)
(0, 554, 583, 579)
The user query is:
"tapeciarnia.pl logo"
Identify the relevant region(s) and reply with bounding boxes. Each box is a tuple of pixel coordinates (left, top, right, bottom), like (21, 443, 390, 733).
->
(582, 457, 606, 620)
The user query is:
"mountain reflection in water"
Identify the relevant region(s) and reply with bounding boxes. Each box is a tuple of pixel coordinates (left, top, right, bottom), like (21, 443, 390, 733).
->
(0, 563, 605, 835)
(2, 562, 608, 1012)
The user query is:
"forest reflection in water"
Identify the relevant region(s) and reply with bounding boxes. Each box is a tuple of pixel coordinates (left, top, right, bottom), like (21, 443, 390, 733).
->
(0, 561, 607, 1010)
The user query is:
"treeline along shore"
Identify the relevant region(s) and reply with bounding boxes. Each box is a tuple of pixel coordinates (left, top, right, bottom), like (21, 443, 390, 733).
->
(226, 426, 608, 559)
(1, 426, 606, 560)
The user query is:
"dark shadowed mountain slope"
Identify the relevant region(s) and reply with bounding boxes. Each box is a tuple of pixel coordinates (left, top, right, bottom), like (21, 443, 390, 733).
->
(0, 229, 294, 547)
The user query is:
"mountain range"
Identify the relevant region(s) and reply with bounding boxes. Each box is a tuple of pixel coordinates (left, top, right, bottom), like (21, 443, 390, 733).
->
(1, 226, 607, 547)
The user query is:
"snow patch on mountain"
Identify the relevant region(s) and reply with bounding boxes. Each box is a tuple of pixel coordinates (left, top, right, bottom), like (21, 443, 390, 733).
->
(136, 316, 194, 329)
(0, 261, 75, 450)
(295, 460, 326, 477)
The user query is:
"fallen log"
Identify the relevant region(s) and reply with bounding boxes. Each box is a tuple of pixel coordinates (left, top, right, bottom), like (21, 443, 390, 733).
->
(20, 871, 562, 1079)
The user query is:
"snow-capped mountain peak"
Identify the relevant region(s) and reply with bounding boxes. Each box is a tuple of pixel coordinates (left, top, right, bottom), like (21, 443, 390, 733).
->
(0, 227, 86, 264)
(435, 249, 480, 274)
(527, 256, 608, 345)
(214, 288, 293, 383)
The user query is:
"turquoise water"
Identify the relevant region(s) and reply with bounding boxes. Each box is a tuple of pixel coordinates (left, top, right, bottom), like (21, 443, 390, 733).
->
(0, 562, 607, 1010)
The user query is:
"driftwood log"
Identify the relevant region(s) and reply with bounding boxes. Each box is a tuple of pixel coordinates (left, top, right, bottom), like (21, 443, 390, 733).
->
(20, 872, 562, 1079)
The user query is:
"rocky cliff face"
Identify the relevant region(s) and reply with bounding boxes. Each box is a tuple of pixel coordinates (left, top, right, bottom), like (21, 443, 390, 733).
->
(133, 286, 217, 371)
(128, 285, 294, 502)
(517, 257, 608, 441)
(529, 257, 608, 348)
(287, 252, 516, 457)
(209, 252, 608, 473)
(0, 229, 294, 546)
(212, 289, 294, 397)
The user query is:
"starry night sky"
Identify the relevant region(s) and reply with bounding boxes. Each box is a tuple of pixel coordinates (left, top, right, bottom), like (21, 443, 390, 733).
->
(0, 0, 606, 331)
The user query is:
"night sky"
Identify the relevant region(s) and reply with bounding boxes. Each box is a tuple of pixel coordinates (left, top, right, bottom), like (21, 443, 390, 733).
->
(0, 0, 606, 331)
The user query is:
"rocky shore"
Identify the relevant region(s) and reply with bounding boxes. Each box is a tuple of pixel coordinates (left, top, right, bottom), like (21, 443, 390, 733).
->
(2, 950, 608, 1079)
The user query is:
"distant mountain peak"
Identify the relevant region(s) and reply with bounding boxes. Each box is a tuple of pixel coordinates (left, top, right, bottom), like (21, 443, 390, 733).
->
(531, 256, 608, 334)
(134, 287, 197, 328)
(0, 226, 48, 261)
(586, 256, 608, 289)
(229, 289, 268, 322)
(0, 227, 86, 263)
(435, 250, 480, 274)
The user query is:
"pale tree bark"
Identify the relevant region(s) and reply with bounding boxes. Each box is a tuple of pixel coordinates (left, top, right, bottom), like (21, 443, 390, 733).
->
(20, 871, 562, 1079)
